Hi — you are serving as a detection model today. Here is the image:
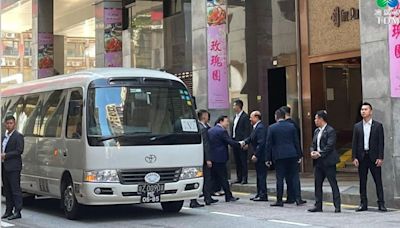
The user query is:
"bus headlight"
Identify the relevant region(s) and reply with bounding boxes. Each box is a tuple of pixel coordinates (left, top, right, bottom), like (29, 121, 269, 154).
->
(180, 167, 203, 180)
(84, 170, 120, 183)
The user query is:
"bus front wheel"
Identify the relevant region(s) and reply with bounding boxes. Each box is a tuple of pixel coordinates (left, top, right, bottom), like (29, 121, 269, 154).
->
(161, 201, 184, 213)
(61, 177, 81, 220)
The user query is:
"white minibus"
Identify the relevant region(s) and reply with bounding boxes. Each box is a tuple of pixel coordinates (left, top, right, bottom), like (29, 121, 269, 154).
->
(1, 68, 203, 219)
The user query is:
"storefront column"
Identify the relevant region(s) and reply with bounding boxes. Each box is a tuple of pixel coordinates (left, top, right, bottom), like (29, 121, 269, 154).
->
(32, 0, 54, 79)
(53, 35, 64, 75)
(95, 0, 123, 68)
(360, 1, 400, 207)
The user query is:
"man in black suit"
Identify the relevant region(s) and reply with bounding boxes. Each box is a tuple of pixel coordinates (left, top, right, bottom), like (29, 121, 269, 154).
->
(241, 111, 268, 201)
(190, 110, 218, 208)
(280, 106, 306, 205)
(231, 100, 252, 184)
(308, 111, 341, 213)
(208, 116, 240, 202)
(1, 115, 24, 220)
(352, 102, 387, 212)
(266, 109, 302, 207)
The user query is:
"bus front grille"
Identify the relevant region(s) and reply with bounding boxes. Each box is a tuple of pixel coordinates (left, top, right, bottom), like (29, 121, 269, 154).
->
(118, 168, 181, 185)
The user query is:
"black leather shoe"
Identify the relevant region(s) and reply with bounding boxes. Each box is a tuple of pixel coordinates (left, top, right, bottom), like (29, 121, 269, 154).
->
(234, 180, 242, 184)
(296, 199, 306, 206)
(335, 208, 341, 213)
(7, 212, 21, 220)
(205, 198, 219, 205)
(378, 205, 388, 212)
(250, 195, 259, 201)
(226, 197, 239, 202)
(284, 200, 295, 204)
(190, 201, 205, 208)
(270, 201, 284, 207)
(356, 205, 368, 212)
(1, 212, 13, 219)
(308, 207, 323, 212)
(253, 197, 268, 202)
(241, 181, 248, 185)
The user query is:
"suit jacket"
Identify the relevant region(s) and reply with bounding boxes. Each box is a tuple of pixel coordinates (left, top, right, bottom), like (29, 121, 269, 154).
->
(352, 120, 384, 162)
(266, 121, 301, 162)
(1, 130, 24, 172)
(199, 122, 211, 162)
(312, 125, 340, 167)
(285, 118, 303, 155)
(231, 111, 252, 141)
(244, 122, 267, 162)
(208, 125, 240, 163)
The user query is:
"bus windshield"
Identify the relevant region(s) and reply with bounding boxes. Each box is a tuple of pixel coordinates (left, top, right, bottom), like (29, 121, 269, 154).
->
(87, 86, 200, 146)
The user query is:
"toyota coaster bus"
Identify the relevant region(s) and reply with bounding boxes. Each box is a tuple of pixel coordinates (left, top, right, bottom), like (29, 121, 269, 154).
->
(0, 68, 203, 219)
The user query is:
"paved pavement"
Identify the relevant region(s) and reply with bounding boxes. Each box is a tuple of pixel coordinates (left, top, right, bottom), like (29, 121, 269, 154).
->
(2, 192, 399, 228)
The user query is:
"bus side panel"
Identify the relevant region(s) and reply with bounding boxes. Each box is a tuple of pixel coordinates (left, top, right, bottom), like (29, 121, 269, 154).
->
(21, 137, 39, 194)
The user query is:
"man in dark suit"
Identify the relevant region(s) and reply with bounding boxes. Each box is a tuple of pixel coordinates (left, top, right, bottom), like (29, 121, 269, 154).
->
(266, 109, 302, 207)
(190, 110, 218, 208)
(241, 111, 268, 201)
(231, 100, 252, 184)
(208, 116, 240, 202)
(352, 102, 387, 212)
(308, 110, 341, 213)
(1, 115, 24, 220)
(280, 106, 306, 205)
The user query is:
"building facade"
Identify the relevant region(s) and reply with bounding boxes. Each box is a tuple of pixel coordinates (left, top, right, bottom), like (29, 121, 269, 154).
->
(1, 0, 399, 207)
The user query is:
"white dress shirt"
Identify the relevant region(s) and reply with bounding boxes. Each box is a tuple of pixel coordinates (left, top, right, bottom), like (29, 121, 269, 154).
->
(253, 120, 261, 129)
(317, 124, 327, 152)
(232, 111, 243, 138)
(2, 130, 15, 153)
(363, 119, 373, 150)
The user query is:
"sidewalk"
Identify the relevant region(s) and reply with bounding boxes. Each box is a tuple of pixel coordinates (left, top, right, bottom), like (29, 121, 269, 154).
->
(230, 170, 362, 207)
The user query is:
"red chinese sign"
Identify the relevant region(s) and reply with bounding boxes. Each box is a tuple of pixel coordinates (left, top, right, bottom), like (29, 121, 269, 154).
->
(207, 0, 228, 109)
(389, 23, 400, 97)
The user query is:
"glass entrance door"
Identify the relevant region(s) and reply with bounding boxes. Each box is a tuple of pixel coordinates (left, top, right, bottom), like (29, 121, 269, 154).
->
(323, 62, 362, 172)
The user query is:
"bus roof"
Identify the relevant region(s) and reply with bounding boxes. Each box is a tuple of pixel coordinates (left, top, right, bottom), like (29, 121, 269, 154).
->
(1, 68, 183, 97)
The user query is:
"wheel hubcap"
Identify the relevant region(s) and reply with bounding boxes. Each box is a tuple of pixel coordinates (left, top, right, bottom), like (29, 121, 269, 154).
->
(64, 185, 74, 212)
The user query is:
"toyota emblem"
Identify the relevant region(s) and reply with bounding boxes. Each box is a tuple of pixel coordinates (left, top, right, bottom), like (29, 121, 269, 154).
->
(145, 154, 157, 163)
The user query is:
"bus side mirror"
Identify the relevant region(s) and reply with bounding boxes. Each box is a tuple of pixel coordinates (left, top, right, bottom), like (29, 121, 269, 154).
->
(192, 96, 197, 110)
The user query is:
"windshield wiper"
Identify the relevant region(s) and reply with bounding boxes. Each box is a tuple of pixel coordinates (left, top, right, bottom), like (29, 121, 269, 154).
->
(91, 132, 152, 142)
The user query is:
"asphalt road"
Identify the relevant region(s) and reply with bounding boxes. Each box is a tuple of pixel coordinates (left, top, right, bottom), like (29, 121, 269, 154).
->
(1, 192, 400, 228)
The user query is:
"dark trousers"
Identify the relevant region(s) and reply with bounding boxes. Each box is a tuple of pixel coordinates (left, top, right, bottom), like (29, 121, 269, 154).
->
(286, 163, 302, 202)
(255, 160, 267, 198)
(211, 162, 233, 200)
(233, 146, 248, 182)
(202, 163, 213, 201)
(1, 166, 23, 213)
(275, 158, 298, 202)
(314, 165, 341, 209)
(358, 154, 385, 205)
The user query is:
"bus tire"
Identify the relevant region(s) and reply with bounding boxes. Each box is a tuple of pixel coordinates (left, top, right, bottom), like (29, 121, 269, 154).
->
(61, 177, 80, 220)
(161, 201, 184, 213)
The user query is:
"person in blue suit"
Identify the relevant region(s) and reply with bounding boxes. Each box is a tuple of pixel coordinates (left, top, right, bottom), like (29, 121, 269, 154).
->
(266, 109, 302, 207)
(208, 115, 240, 202)
(241, 111, 268, 201)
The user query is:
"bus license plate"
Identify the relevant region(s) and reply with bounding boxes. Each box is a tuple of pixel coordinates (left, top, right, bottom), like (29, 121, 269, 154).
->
(138, 184, 164, 203)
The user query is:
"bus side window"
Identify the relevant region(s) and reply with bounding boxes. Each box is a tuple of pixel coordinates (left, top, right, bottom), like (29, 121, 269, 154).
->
(66, 89, 83, 139)
(41, 90, 66, 137)
(22, 95, 42, 136)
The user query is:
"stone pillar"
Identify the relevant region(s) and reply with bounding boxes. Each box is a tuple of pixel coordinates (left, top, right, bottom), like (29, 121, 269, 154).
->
(32, 0, 54, 79)
(53, 35, 64, 75)
(360, 1, 400, 207)
(95, 0, 123, 68)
